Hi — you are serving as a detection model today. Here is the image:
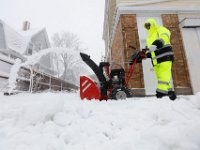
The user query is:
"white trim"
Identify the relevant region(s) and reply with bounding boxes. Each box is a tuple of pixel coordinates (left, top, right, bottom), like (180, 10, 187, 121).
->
(117, 0, 176, 7)
(180, 18, 200, 28)
(118, 6, 200, 14)
(103, 0, 110, 40)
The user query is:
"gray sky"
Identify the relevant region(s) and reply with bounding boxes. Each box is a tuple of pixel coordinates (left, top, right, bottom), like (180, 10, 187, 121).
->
(0, 0, 105, 63)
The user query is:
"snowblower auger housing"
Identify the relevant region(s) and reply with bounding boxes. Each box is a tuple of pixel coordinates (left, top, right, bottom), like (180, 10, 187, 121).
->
(80, 51, 145, 100)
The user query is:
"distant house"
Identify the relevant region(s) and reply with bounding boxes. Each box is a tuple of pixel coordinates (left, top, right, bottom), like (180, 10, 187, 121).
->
(0, 19, 54, 75)
(0, 20, 79, 92)
(103, 0, 200, 95)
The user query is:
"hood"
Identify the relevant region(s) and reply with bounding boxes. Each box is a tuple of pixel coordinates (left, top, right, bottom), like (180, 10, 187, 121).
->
(144, 18, 159, 35)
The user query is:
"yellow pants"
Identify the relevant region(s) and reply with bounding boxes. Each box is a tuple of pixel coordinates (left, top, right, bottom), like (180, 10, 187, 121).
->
(154, 61, 173, 94)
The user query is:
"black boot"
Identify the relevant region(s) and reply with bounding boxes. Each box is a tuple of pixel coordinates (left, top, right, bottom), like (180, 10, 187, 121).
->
(156, 91, 167, 98)
(168, 91, 177, 101)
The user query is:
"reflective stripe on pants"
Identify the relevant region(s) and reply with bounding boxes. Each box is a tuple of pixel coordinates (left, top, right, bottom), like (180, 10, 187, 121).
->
(154, 61, 172, 94)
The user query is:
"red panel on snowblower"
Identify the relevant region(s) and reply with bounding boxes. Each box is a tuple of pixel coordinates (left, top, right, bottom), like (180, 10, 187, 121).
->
(80, 76, 101, 100)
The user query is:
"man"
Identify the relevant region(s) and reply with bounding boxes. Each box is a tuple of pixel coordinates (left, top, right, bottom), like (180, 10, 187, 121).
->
(144, 18, 177, 100)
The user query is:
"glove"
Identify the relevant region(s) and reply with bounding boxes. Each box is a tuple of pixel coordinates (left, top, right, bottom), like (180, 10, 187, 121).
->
(146, 45, 156, 58)
(129, 51, 147, 65)
(149, 45, 157, 52)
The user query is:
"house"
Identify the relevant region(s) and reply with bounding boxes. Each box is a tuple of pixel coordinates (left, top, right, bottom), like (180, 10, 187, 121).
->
(0, 19, 54, 75)
(0, 20, 79, 92)
(103, 0, 200, 95)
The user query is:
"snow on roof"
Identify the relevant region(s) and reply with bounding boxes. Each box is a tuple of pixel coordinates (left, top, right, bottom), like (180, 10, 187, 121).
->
(18, 27, 45, 38)
(3, 24, 29, 54)
(0, 19, 45, 54)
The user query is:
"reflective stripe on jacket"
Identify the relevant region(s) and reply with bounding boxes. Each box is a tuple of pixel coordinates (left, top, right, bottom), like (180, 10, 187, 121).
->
(150, 45, 174, 65)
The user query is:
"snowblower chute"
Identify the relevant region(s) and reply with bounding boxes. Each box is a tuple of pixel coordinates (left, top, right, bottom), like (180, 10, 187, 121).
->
(80, 76, 101, 100)
(80, 53, 108, 100)
(80, 49, 146, 100)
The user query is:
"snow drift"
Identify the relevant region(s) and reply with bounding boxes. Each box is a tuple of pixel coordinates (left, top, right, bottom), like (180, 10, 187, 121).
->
(0, 92, 200, 150)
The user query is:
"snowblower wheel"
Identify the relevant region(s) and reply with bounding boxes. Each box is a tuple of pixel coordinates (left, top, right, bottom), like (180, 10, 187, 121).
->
(115, 90, 127, 100)
(112, 90, 127, 100)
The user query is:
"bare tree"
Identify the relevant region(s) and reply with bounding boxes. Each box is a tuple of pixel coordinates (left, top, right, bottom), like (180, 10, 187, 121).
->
(52, 32, 81, 50)
(51, 32, 88, 85)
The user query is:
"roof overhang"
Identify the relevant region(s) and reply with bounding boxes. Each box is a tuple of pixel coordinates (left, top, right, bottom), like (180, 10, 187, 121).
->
(117, 5, 200, 15)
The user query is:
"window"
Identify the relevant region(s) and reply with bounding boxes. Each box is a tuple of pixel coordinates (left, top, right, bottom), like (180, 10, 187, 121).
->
(27, 43, 33, 55)
(38, 43, 42, 50)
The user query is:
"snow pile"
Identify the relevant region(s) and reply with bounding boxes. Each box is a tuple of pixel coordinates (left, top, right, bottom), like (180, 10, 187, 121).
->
(0, 92, 200, 150)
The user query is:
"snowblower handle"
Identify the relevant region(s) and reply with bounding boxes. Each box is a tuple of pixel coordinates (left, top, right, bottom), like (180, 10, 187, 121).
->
(126, 50, 146, 86)
(129, 50, 146, 65)
(142, 47, 149, 53)
(126, 58, 137, 86)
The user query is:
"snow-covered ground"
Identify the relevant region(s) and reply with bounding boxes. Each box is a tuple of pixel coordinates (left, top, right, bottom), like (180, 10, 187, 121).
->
(0, 92, 200, 150)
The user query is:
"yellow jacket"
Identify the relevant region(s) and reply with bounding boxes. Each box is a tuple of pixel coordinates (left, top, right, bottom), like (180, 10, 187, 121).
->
(144, 18, 174, 66)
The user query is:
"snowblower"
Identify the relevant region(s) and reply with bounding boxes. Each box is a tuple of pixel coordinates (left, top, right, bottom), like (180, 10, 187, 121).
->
(80, 47, 146, 100)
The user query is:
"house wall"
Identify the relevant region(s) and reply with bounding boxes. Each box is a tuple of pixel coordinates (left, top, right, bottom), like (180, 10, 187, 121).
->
(111, 14, 193, 95)
(0, 53, 14, 90)
(0, 59, 12, 75)
(31, 31, 50, 52)
(103, 0, 200, 94)
(0, 23, 6, 49)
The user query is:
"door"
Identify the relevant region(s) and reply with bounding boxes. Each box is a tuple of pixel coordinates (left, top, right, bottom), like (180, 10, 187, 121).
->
(181, 27, 200, 94)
